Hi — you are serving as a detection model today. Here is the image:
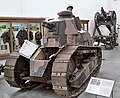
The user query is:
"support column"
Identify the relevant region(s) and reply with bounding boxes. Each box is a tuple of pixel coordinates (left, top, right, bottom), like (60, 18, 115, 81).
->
(10, 22, 13, 52)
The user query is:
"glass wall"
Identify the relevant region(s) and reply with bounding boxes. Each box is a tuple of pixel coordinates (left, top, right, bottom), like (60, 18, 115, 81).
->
(0, 22, 10, 54)
(29, 23, 43, 46)
(0, 17, 45, 59)
(12, 22, 27, 50)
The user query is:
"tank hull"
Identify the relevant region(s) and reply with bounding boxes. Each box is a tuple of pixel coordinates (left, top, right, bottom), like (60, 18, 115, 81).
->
(4, 45, 102, 97)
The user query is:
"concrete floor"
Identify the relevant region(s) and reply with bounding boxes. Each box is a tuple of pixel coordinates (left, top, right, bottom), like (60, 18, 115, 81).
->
(0, 45, 120, 98)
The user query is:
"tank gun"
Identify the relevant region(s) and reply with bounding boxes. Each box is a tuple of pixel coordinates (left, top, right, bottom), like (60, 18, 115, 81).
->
(42, 21, 55, 31)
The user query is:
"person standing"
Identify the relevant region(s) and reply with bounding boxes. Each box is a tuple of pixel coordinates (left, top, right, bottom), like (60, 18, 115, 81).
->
(35, 27, 42, 46)
(1, 28, 15, 52)
(16, 26, 28, 47)
(27, 28, 33, 41)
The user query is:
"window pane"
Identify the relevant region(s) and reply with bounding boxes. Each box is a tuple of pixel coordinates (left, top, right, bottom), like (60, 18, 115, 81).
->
(0, 22, 10, 54)
(12, 22, 27, 50)
(29, 23, 43, 46)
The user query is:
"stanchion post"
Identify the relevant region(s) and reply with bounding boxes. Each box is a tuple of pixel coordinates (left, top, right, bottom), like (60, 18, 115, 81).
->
(95, 95, 97, 98)
(111, 90, 113, 98)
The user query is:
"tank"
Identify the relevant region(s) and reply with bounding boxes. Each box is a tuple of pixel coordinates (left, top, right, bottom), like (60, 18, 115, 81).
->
(4, 10, 102, 97)
(93, 7, 118, 49)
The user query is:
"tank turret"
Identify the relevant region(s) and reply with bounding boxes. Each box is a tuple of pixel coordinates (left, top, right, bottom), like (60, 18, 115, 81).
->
(43, 10, 93, 47)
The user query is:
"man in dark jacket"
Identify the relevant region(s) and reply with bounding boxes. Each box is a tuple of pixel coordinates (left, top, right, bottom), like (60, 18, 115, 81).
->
(1, 28, 15, 51)
(35, 28, 42, 46)
(28, 28, 33, 41)
(16, 26, 28, 46)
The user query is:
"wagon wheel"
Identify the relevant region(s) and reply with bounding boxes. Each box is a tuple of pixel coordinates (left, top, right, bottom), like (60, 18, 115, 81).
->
(94, 12, 101, 27)
(109, 37, 115, 49)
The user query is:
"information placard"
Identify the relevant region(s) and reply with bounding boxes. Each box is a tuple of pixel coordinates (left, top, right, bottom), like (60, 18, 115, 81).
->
(19, 40, 38, 59)
(85, 77, 115, 97)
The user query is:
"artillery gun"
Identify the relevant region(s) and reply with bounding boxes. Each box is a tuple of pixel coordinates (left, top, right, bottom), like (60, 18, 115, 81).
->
(4, 10, 102, 97)
(93, 7, 118, 49)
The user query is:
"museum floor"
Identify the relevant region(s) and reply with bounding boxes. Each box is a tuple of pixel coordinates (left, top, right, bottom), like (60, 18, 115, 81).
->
(0, 42, 120, 98)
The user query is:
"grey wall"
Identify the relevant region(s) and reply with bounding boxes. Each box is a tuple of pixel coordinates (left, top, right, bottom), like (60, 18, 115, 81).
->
(0, 0, 119, 34)
(0, 0, 107, 19)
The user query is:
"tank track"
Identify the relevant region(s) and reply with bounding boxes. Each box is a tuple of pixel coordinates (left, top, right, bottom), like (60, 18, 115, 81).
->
(51, 45, 102, 97)
(4, 50, 37, 89)
(4, 51, 20, 87)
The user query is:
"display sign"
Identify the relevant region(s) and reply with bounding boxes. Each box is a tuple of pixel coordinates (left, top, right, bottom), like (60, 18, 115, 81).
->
(19, 40, 38, 59)
(1, 45, 7, 50)
(85, 77, 115, 97)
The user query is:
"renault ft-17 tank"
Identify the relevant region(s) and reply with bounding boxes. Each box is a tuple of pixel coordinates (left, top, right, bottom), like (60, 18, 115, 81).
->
(4, 10, 102, 97)
(93, 7, 118, 49)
